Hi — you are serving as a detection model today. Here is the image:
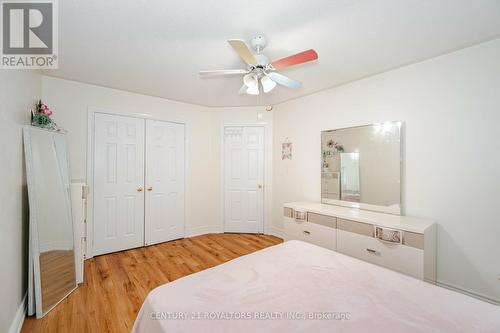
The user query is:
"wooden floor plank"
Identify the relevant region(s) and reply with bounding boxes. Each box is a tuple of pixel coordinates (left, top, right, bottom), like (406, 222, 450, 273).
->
(21, 233, 282, 333)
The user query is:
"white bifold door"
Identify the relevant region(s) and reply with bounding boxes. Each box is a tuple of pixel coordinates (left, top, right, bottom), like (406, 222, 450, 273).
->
(93, 113, 185, 256)
(93, 114, 145, 255)
(224, 126, 264, 233)
(145, 120, 185, 246)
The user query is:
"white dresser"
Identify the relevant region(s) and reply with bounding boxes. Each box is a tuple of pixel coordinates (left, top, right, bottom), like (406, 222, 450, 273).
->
(284, 202, 436, 282)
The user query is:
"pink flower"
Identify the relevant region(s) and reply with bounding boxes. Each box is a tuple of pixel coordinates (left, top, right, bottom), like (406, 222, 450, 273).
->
(44, 109, 52, 116)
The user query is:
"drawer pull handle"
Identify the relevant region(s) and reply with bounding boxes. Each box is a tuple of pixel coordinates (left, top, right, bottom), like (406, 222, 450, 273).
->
(366, 248, 379, 255)
(375, 226, 402, 244)
(303, 230, 311, 235)
(294, 210, 307, 220)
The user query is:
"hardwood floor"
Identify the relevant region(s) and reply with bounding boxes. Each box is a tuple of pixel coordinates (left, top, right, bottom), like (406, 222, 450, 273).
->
(21, 233, 282, 333)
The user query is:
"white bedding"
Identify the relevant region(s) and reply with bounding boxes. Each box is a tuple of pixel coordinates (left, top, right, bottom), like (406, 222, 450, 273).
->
(133, 240, 500, 333)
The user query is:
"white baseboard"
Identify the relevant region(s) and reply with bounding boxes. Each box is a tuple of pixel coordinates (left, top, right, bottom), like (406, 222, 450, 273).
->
(9, 292, 27, 333)
(265, 227, 283, 239)
(436, 280, 500, 306)
(185, 226, 284, 239)
(185, 225, 222, 238)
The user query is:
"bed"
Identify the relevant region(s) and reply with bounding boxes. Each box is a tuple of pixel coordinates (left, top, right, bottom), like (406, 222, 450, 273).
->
(133, 240, 500, 332)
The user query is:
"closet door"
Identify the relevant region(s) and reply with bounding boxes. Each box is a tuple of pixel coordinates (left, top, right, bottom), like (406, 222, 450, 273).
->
(145, 120, 185, 245)
(93, 113, 145, 256)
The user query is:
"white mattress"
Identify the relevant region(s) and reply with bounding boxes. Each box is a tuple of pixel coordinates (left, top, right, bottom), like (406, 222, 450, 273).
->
(133, 240, 500, 333)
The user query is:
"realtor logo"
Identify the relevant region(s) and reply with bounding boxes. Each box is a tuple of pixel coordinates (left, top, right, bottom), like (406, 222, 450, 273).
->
(1, 0, 58, 69)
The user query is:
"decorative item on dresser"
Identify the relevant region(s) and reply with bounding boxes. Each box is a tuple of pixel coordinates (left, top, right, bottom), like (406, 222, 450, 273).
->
(283, 202, 436, 282)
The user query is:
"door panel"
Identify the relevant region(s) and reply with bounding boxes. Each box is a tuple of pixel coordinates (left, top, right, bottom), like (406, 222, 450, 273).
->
(224, 126, 264, 233)
(93, 113, 145, 255)
(145, 120, 185, 245)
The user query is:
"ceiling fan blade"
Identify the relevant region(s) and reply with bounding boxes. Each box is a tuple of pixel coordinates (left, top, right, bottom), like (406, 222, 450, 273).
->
(199, 69, 248, 77)
(270, 49, 318, 70)
(261, 75, 277, 93)
(268, 72, 301, 89)
(227, 40, 258, 65)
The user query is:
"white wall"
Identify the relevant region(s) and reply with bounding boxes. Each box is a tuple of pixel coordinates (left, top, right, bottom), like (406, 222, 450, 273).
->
(41, 76, 220, 240)
(273, 39, 500, 302)
(0, 71, 41, 333)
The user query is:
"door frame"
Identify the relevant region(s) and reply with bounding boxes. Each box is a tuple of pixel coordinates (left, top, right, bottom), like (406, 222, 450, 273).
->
(221, 123, 271, 234)
(86, 107, 188, 259)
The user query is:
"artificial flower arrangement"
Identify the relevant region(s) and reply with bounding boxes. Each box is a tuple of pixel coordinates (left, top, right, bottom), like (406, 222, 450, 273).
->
(31, 100, 60, 130)
(326, 139, 344, 152)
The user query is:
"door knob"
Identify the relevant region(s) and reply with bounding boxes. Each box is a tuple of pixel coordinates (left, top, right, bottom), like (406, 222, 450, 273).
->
(147, 187, 153, 192)
(258, 184, 263, 189)
(137, 187, 144, 192)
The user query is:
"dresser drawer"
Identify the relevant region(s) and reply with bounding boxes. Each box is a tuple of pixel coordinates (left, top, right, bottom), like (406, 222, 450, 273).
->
(283, 204, 436, 282)
(284, 218, 336, 250)
(307, 212, 337, 228)
(337, 229, 424, 279)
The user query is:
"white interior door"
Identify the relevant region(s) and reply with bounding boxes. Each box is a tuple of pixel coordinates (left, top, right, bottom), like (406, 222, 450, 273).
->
(93, 113, 145, 256)
(145, 120, 185, 245)
(224, 126, 264, 233)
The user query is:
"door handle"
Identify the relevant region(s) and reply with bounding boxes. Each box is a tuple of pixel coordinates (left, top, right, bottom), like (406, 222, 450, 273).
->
(147, 187, 153, 192)
(137, 187, 144, 192)
(258, 184, 263, 189)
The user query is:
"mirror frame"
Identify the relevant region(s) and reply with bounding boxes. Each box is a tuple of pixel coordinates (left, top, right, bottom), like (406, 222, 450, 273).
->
(23, 126, 77, 318)
(321, 122, 404, 215)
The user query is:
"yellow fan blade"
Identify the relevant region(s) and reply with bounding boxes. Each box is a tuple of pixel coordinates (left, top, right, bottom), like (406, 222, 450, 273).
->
(227, 40, 257, 65)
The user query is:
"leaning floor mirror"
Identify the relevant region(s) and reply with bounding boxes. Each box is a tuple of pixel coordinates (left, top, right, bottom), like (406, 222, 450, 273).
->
(24, 126, 77, 318)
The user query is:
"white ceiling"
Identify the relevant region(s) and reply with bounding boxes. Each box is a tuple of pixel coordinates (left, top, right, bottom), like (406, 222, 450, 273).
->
(46, 0, 500, 107)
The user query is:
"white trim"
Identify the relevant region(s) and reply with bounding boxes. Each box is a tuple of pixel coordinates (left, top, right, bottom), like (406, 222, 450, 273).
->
(265, 227, 284, 239)
(8, 292, 27, 333)
(38, 240, 73, 253)
(185, 226, 222, 238)
(220, 123, 271, 234)
(86, 107, 188, 258)
(86, 110, 94, 258)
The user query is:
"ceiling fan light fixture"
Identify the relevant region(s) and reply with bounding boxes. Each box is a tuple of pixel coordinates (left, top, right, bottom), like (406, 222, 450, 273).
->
(243, 74, 259, 95)
(238, 84, 248, 95)
(261, 75, 277, 93)
(199, 37, 318, 97)
(246, 84, 260, 95)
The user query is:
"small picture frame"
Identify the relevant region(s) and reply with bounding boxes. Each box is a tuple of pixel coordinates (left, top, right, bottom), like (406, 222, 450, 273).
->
(282, 141, 292, 160)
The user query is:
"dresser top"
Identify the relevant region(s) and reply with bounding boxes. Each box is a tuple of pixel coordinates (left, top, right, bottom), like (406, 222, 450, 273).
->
(284, 202, 434, 234)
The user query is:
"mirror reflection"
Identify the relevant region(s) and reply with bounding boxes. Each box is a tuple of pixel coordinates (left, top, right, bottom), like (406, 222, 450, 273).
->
(340, 152, 360, 202)
(321, 122, 402, 213)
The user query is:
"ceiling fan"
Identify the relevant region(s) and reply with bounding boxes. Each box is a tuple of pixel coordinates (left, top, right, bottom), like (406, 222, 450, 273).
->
(199, 35, 318, 95)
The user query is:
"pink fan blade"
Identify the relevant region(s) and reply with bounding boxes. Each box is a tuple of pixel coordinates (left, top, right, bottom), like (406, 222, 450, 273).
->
(270, 49, 318, 69)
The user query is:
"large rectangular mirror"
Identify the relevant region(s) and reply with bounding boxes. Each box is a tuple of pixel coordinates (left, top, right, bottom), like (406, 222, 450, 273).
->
(24, 126, 77, 318)
(321, 122, 402, 214)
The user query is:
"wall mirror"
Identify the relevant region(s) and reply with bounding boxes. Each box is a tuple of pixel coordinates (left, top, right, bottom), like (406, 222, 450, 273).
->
(321, 122, 402, 215)
(24, 126, 77, 318)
